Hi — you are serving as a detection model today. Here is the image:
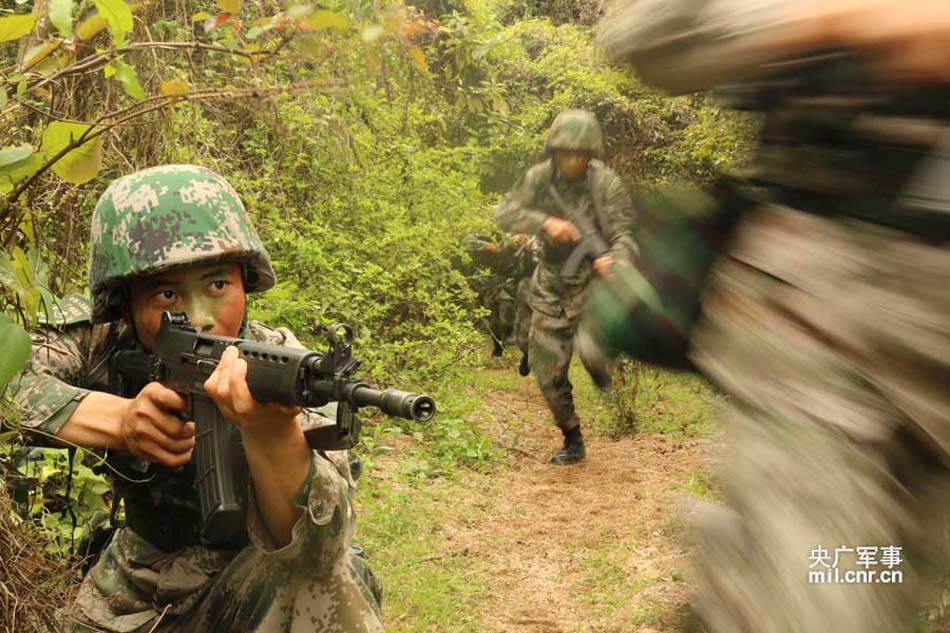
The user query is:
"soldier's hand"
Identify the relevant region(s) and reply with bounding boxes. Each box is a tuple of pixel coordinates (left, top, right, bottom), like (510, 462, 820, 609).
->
(593, 255, 615, 277)
(203, 345, 301, 437)
(120, 382, 196, 467)
(542, 217, 581, 243)
(772, 0, 950, 83)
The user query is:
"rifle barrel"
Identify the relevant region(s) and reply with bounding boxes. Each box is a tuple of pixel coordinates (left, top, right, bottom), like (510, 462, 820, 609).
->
(349, 385, 436, 422)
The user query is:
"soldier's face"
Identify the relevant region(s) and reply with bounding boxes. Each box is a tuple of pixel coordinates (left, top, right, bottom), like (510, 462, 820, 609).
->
(553, 150, 591, 180)
(124, 262, 247, 350)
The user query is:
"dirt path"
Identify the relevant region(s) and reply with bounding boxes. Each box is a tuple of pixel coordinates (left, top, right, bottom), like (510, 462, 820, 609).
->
(448, 368, 721, 632)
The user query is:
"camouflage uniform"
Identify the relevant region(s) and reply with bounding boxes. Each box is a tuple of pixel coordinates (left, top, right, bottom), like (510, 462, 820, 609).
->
(495, 111, 637, 431)
(463, 234, 520, 355)
(600, 3, 950, 631)
(9, 165, 383, 632)
(463, 234, 536, 359)
(512, 238, 539, 362)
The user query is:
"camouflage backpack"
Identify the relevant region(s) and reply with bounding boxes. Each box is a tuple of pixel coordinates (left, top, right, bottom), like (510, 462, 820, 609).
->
(583, 179, 748, 369)
(88, 164, 276, 324)
(544, 109, 604, 157)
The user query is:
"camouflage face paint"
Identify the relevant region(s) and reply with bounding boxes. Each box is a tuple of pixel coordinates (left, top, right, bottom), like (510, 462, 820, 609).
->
(127, 262, 247, 350)
(553, 150, 591, 180)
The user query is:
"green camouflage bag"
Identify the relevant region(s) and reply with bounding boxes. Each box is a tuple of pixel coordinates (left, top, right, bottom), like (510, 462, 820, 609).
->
(584, 179, 747, 368)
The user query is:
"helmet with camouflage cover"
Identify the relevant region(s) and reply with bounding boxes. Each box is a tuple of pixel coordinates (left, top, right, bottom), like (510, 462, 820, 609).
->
(544, 109, 603, 156)
(89, 164, 276, 324)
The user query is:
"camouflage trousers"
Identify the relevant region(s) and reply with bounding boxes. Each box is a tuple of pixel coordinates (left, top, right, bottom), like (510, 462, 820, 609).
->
(514, 277, 533, 356)
(530, 288, 612, 431)
(63, 540, 382, 633)
(483, 287, 516, 352)
(688, 205, 950, 633)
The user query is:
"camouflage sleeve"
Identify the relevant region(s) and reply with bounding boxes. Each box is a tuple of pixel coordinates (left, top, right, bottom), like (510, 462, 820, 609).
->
(598, 0, 788, 94)
(602, 169, 640, 261)
(495, 163, 551, 235)
(244, 320, 354, 560)
(246, 448, 356, 562)
(8, 324, 94, 440)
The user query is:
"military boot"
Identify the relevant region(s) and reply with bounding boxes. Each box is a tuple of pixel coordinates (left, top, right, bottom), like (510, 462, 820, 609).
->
(551, 426, 586, 465)
(518, 350, 530, 376)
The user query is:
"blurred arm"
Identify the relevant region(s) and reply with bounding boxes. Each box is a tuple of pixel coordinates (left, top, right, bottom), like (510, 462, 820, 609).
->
(495, 164, 551, 234)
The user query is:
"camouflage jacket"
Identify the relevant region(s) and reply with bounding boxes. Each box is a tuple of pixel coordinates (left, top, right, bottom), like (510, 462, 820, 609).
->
(7, 295, 382, 632)
(495, 158, 637, 318)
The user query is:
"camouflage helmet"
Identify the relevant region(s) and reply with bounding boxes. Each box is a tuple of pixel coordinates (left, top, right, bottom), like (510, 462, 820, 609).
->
(544, 109, 603, 156)
(89, 164, 276, 324)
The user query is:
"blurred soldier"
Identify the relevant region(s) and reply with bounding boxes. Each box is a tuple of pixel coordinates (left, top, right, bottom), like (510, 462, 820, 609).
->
(463, 233, 520, 357)
(463, 233, 537, 371)
(9, 165, 382, 632)
(597, 1, 950, 630)
(495, 110, 637, 465)
(513, 235, 540, 376)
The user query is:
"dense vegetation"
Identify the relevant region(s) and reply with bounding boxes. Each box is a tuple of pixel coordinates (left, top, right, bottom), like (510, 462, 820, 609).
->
(0, 0, 754, 628)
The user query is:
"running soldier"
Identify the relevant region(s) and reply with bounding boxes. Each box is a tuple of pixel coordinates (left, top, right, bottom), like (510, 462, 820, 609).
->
(495, 110, 637, 464)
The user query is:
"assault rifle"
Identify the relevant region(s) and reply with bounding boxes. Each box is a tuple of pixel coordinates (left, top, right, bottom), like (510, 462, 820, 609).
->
(109, 311, 436, 545)
(546, 184, 611, 277)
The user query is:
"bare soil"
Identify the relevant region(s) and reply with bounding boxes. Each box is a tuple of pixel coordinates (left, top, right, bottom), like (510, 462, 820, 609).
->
(448, 368, 721, 632)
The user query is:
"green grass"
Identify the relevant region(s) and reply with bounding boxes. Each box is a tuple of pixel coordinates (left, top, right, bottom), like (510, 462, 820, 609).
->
(570, 356, 725, 440)
(673, 470, 720, 501)
(574, 538, 660, 612)
(358, 474, 495, 632)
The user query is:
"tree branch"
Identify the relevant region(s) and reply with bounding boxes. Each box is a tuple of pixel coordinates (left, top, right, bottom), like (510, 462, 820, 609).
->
(0, 79, 344, 230)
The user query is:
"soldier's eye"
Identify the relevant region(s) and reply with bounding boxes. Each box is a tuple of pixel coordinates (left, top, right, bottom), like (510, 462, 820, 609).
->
(156, 289, 178, 303)
(209, 280, 228, 294)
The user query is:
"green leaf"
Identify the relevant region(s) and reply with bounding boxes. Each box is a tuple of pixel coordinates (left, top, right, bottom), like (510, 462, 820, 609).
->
(113, 58, 145, 99)
(40, 121, 102, 184)
(91, 0, 132, 47)
(10, 246, 39, 317)
(0, 313, 31, 391)
(48, 0, 74, 39)
(0, 145, 34, 168)
(22, 40, 66, 74)
(75, 13, 107, 41)
(0, 13, 38, 43)
(305, 10, 346, 33)
(0, 152, 43, 194)
(216, 0, 242, 13)
(26, 248, 56, 324)
(0, 88, 6, 109)
(160, 78, 189, 97)
(190, 11, 212, 21)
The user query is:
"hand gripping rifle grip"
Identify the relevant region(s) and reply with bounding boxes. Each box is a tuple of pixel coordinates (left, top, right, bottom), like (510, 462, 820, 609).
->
(190, 394, 244, 545)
